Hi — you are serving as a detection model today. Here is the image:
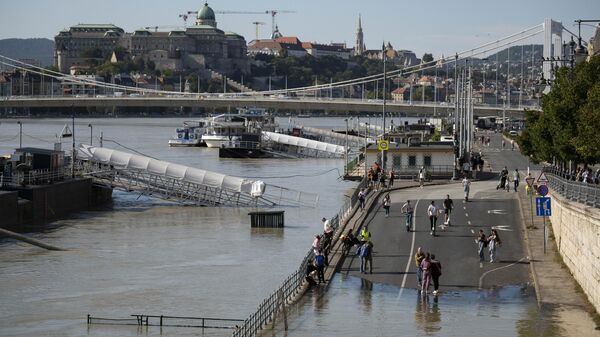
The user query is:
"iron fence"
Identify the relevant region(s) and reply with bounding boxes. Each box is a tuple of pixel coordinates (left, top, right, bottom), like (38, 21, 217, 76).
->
(0, 167, 69, 187)
(543, 167, 600, 208)
(87, 314, 244, 329)
(231, 177, 367, 337)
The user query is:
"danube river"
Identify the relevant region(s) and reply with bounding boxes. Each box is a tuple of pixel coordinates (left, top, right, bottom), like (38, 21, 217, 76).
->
(0, 116, 566, 337)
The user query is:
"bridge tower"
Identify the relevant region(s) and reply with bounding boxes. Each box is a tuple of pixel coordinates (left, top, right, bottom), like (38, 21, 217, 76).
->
(543, 18, 563, 81)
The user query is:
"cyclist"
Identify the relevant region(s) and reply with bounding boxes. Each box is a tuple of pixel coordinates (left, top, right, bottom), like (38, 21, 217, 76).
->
(443, 194, 453, 226)
(401, 200, 414, 232)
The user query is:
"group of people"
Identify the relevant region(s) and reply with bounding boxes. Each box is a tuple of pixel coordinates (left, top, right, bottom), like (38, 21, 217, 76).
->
(497, 166, 520, 192)
(340, 226, 374, 274)
(551, 166, 600, 185)
(367, 162, 396, 191)
(307, 217, 337, 285)
(476, 229, 502, 265)
(415, 247, 443, 295)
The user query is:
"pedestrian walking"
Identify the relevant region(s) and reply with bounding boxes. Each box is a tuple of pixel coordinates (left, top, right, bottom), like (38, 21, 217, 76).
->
(427, 201, 438, 236)
(358, 188, 366, 210)
(502, 139, 505, 149)
(476, 229, 487, 267)
(389, 170, 395, 188)
(511, 139, 515, 150)
(383, 194, 391, 217)
(420, 253, 432, 294)
(401, 200, 414, 232)
(430, 254, 442, 295)
(415, 247, 425, 287)
(357, 240, 373, 274)
(360, 225, 371, 242)
(312, 234, 321, 255)
(462, 176, 471, 202)
(419, 167, 425, 188)
(488, 229, 501, 263)
(497, 166, 509, 190)
(443, 194, 453, 226)
(315, 250, 325, 284)
(379, 171, 387, 190)
(513, 169, 520, 192)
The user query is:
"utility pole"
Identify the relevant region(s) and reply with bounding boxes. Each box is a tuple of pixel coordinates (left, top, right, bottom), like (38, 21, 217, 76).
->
(381, 42, 387, 171)
(17, 121, 22, 148)
(452, 53, 459, 180)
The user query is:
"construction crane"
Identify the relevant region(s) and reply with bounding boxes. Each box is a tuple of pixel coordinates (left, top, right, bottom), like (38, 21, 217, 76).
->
(185, 9, 296, 36)
(252, 21, 266, 40)
(178, 14, 189, 27)
(144, 26, 182, 32)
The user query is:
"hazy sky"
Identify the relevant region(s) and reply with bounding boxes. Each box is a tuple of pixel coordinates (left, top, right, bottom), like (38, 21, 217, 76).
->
(1, 0, 599, 57)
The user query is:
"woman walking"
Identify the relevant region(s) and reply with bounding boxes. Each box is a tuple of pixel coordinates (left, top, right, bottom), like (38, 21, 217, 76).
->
(476, 229, 487, 267)
(383, 194, 391, 217)
(488, 229, 501, 263)
(420, 253, 432, 294)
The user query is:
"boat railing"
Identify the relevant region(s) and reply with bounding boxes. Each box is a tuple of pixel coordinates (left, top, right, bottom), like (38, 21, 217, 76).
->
(223, 141, 262, 150)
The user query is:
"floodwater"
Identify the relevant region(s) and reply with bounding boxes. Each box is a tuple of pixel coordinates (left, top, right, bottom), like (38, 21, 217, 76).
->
(0, 116, 589, 337)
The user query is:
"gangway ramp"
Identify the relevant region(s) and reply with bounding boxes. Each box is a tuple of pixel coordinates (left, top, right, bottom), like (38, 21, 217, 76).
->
(77, 145, 317, 207)
(293, 125, 366, 147)
(261, 131, 346, 158)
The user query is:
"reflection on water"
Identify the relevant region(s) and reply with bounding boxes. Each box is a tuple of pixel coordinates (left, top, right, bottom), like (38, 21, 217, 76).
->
(267, 274, 584, 337)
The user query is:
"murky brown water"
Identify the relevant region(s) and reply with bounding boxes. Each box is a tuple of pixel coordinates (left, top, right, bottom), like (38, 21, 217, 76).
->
(0, 117, 596, 336)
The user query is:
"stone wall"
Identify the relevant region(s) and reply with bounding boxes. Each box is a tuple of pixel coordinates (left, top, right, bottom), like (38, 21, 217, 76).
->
(549, 190, 600, 313)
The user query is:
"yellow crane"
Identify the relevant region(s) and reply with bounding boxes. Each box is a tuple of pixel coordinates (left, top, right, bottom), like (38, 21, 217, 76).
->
(252, 21, 266, 40)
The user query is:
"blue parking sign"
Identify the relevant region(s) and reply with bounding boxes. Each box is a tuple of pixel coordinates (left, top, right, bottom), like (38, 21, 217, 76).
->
(536, 197, 551, 216)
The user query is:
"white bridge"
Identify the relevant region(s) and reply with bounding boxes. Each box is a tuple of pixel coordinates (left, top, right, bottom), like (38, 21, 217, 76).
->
(78, 145, 318, 207)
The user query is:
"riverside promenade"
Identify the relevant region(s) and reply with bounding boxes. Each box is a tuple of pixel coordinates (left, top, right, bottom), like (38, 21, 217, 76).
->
(319, 132, 599, 336)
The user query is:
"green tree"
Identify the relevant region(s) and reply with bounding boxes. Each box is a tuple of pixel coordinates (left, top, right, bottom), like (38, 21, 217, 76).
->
(422, 53, 434, 63)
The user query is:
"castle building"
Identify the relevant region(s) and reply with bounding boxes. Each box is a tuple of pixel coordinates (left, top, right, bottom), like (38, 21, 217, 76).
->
(54, 2, 249, 75)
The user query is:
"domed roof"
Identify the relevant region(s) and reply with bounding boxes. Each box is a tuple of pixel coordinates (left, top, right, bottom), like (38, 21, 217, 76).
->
(198, 2, 215, 21)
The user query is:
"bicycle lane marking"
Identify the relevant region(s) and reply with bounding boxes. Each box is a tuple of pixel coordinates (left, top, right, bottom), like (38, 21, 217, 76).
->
(397, 199, 420, 300)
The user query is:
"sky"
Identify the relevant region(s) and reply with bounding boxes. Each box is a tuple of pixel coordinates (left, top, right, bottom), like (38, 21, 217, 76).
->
(1, 0, 599, 57)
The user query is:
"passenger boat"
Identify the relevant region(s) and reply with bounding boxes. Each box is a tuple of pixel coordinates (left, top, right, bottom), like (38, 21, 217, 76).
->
(168, 120, 208, 147)
(202, 108, 278, 148)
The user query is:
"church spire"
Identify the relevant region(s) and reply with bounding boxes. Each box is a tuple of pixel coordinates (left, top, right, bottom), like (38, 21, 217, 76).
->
(355, 14, 365, 56)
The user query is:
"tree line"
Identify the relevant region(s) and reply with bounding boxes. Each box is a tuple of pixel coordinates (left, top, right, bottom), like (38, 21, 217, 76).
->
(519, 55, 600, 166)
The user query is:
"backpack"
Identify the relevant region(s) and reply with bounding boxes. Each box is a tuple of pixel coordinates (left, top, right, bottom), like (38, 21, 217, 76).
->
(315, 254, 325, 267)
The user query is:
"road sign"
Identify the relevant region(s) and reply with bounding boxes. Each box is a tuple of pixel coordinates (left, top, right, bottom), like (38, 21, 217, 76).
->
(537, 184, 549, 196)
(525, 177, 535, 187)
(377, 140, 389, 151)
(537, 172, 549, 184)
(536, 197, 551, 216)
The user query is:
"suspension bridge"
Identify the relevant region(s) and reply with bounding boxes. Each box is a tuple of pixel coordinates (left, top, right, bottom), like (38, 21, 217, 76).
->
(0, 18, 580, 117)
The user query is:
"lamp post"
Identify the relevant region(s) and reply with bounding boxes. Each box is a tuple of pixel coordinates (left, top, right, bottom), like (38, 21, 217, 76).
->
(364, 122, 369, 178)
(344, 117, 352, 177)
(17, 121, 22, 148)
(88, 123, 93, 146)
(381, 42, 387, 171)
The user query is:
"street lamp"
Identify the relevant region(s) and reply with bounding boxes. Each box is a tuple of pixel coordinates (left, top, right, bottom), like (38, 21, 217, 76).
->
(88, 123, 93, 145)
(17, 121, 22, 148)
(364, 122, 369, 178)
(344, 117, 353, 177)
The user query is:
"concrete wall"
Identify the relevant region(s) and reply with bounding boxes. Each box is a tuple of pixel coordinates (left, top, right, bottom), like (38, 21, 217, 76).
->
(549, 190, 600, 313)
(0, 191, 18, 228)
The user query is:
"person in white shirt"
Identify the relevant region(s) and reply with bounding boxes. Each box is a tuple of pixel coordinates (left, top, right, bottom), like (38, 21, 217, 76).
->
(322, 217, 333, 236)
(427, 201, 438, 236)
(401, 200, 414, 232)
(462, 176, 471, 201)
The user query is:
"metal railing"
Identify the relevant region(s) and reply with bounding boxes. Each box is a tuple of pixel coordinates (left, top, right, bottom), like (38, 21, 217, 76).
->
(231, 177, 367, 337)
(543, 167, 600, 208)
(0, 167, 69, 187)
(87, 314, 244, 329)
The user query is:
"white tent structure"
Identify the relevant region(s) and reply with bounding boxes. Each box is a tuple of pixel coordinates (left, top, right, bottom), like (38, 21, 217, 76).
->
(261, 131, 346, 157)
(78, 145, 317, 207)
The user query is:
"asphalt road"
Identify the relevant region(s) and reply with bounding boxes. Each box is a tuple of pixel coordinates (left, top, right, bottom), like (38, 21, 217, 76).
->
(340, 131, 538, 291)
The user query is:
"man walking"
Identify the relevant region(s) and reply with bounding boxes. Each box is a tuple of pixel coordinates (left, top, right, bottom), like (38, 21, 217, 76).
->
(427, 201, 438, 236)
(443, 194, 453, 226)
(383, 194, 391, 217)
(430, 254, 442, 295)
(462, 176, 471, 202)
(357, 240, 373, 274)
(401, 200, 414, 232)
(315, 250, 325, 284)
(415, 247, 425, 288)
(513, 169, 520, 192)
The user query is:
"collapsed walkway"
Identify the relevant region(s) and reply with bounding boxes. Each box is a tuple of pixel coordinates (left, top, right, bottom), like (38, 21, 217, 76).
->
(77, 145, 318, 207)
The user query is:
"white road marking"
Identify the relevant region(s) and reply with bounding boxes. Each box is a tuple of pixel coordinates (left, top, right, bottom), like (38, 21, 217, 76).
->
(465, 213, 469, 217)
(463, 206, 467, 210)
(468, 221, 472, 225)
(491, 225, 513, 231)
(479, 256, 529, 289)
(398, 199, 419, 300)
(487, 209, 507, 215)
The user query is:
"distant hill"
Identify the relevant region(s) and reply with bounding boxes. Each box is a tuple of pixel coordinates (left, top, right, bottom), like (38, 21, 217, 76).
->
(486, 44, 543, 63)
(0, 38, 54, 68)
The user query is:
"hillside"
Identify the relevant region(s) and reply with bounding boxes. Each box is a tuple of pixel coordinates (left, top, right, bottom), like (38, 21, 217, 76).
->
(0, 38, 54, 67)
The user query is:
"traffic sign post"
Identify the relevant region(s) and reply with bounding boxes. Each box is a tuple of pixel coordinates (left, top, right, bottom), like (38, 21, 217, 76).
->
(377, 139, 389, 151)
(536, 196, 551, 254)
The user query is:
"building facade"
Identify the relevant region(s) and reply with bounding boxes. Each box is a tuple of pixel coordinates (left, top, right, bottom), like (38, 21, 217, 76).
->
(54, 2, 248, 76)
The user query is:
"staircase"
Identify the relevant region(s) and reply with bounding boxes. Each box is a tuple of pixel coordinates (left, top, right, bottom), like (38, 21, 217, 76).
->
(208, 69, 253, 93)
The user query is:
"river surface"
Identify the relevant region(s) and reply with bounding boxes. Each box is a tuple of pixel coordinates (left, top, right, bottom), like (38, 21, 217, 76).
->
(0, 116, 579, 337)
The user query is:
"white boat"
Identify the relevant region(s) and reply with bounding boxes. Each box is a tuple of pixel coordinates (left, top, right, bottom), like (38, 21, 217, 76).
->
(168, 120, 208, 147)
(202, 108, 278, 148)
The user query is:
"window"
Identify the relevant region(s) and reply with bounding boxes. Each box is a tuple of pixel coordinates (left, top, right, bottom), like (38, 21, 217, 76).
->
(424, 155, 432, 167)
(408, 155, 416, 167)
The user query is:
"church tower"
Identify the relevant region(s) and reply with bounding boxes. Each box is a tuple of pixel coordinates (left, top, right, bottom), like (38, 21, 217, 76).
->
(355, 14, 365, 56)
